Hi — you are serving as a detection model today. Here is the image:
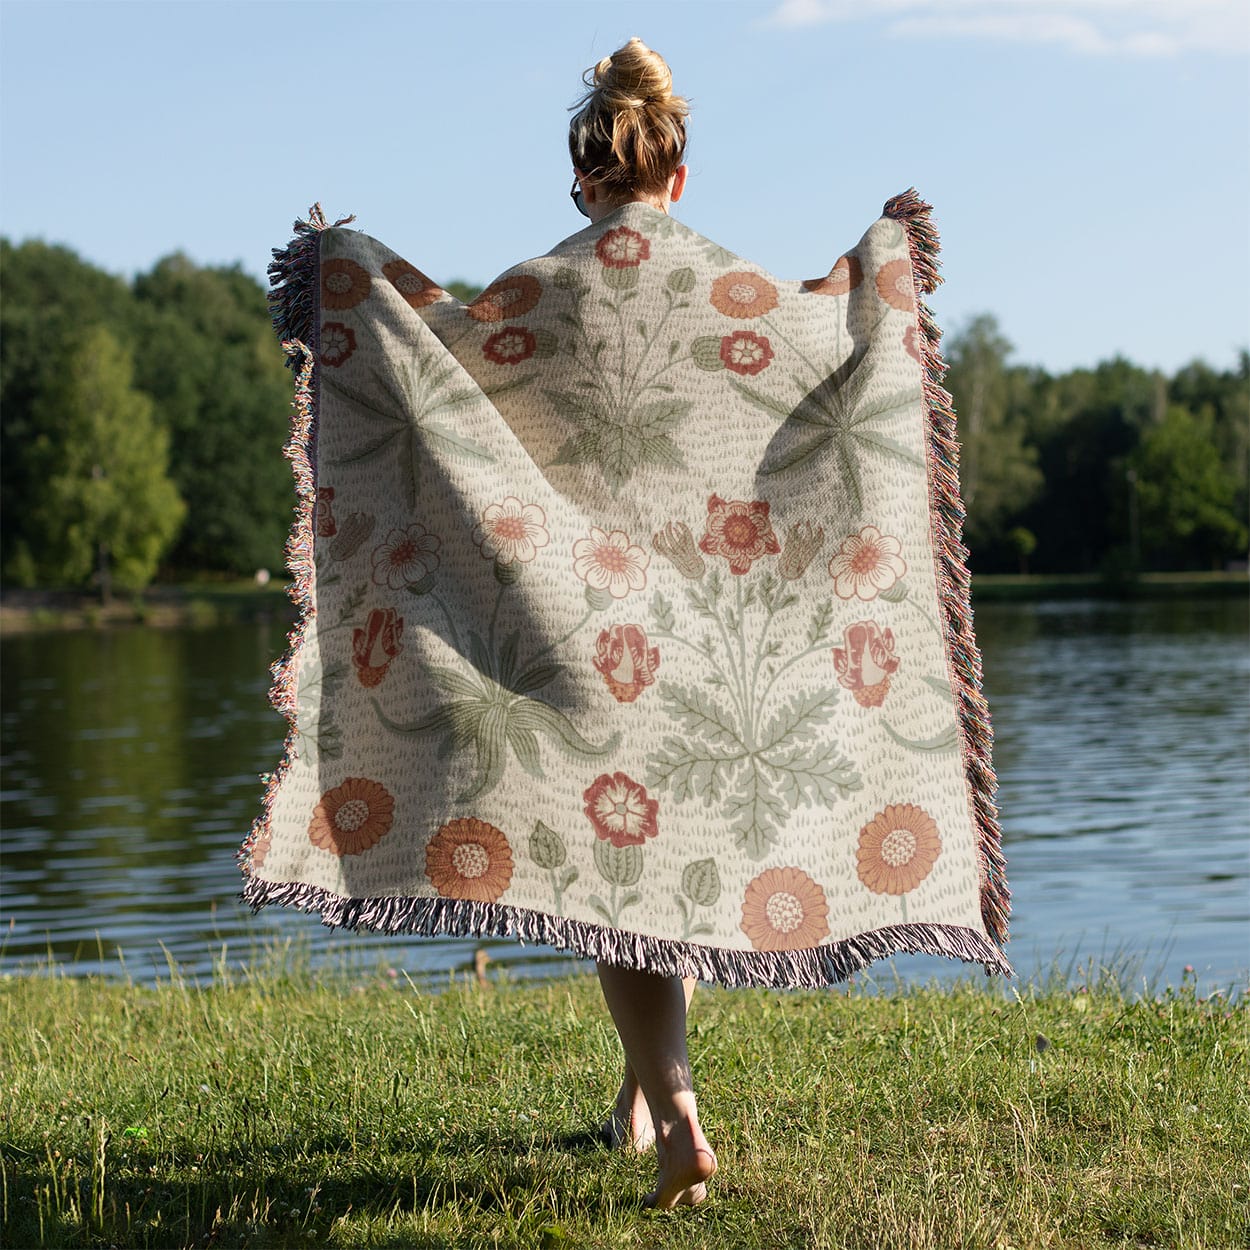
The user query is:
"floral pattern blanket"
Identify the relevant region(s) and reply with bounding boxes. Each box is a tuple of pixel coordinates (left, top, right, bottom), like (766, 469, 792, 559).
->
(240, 193, 1011, 986)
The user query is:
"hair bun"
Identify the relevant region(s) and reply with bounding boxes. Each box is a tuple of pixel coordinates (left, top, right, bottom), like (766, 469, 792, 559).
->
(594, 36, 673, 109)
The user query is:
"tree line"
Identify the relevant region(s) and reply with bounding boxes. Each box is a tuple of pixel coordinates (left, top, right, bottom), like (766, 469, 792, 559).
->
(1, 238, 1245, 593)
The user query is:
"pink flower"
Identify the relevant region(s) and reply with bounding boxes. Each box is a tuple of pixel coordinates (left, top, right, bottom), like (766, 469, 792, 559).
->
(828, 526, 906, 600)
(596, 227, 650, 268)
(315, 487, 337, 537)
(583, 771, 659, 847)
(903, 323, 923, 364)
(698, 494, 781, 575)
(875, 259, 915, 312)
(370, 523, 440, 589)
(592, 623, 660, 703)
(719, 331, 774, 376)
(832, 620, 900, 707)
(572, 527, 649, 599)
(473, 498, 550, 564)
(483, 327, 537, 366)
(352, 607, 404, 688)
(320, 322, 357, 368)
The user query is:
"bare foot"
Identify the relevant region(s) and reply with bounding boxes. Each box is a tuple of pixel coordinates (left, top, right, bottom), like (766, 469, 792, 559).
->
(601, 1080, 655, 1151)
(644, 1120, 717, 1210)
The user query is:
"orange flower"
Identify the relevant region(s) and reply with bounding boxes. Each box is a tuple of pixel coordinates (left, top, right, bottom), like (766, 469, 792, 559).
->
(321, 258, 371, 310)
(740, 867, 830, 951)
(856, 803, 942, 895)
(803, 254, 863, 297)
(466, 274, 543, 323)
(710, 271, 778, 319)
(308, 777, 395, 856)
(425, 818, 514, 903)
(382, 259, 444, 309)
(875, 259, 915, 312)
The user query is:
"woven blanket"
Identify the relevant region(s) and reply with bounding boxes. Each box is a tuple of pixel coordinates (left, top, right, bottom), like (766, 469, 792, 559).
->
(239, 192, 1011, 987)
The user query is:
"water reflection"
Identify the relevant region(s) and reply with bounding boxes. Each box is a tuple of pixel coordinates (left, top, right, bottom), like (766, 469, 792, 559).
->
(2, 597, 1246, 991)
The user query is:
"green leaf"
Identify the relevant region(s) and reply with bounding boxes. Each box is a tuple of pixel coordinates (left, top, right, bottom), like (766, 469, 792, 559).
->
(667, 266, 697, 294)
(509, 662, 564, 694)
(482, 371, 539, 400)
(506, 724, 545, 777)
(758, 687, 840, 751)
(650, 591, 675, 633)
(593, 839, 644, 887)
(806, 600, 833, 646)
(423, 665, 486, 700)
(509, 698, 618, 758)
(760, 430, 834, 477)
(543, 388, 600, 425)
(645, 737, 744, 803)
(681, 858, 721, 908)
(421, 421, 495, 464)
(529, 820, 567, 870)
(587, 895, 613, 924)
(601, 265, 639, 291)
(879, 580, 910, 603)
(634, 398, 692, 437)
(922, 674, 952, 696)
(638, 434, 685, 469)
(728, 379, 794, 420)
(725, 764, 787, 860)
(852, 428, 925, 468)
(458, 703, 509, 801)
(657, 682, 744, 748)
(881, 720, 960, 753)
(759, 741, 863, 807)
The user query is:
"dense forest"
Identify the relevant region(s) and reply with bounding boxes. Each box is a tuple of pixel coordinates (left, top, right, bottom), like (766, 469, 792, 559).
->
(1, 238, 1245, 592)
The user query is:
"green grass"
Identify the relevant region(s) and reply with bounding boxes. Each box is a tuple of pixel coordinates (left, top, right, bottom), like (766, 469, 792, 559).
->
(1, 961, 1246, 1249)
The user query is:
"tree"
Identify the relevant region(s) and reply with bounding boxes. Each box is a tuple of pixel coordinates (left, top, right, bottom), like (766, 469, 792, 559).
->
(131, 256, 294, 574)
(943, 315, 1043, 563)
(24, 327, 185, 595)
(1129, 405, 1246, 570)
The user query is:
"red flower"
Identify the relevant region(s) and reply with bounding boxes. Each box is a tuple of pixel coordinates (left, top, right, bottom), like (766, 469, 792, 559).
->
(719, 331, 774, 376)
(483, 327, 537, 365)
(466, 274, 543, 323)
(320, 322, 357, 367)
(832, 619, 900, 708)
(875, 259, 915, 312)
(596, 227, 650, 268)
(352, 606, 404, 688)
(592, 623, 660, 703)
(698, 494, 781, 575)
(803, 254, 863, 297)
(382, 258, 444, 309)
(583, 771, 659, 847)
(315, 486, 337, 537)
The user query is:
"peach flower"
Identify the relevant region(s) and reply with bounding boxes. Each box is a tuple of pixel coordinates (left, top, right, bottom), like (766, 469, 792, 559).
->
(856, 803, 942, 896)
(802, 254, 863, 297)
(710, 271, 778, 319)
(466, 274, 543, 323)
(425, 818, 514, 903)
(875, 259, 915, 312)
(740, 866, 831, 951)
(321, 258, 371, 311)
(308, 778, 395, 856)
(382, 258, 444, 309)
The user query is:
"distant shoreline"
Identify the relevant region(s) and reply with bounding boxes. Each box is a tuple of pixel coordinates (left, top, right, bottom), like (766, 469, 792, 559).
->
(1, 571, 1245, 635)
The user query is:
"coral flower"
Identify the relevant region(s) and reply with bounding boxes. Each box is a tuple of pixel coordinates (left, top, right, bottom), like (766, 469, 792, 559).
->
(352, 606, 404, 688)
(473, 497, 550, 564)
(320, 321, 357, 368)
(482, 327, 537, 366)
(719, 330, 774, 376)
(592, 623, 660, 703)
(370, 524, 441, 589)
(875, 259, 915, 312)
(381, 258, 444, 309)
(710, 271, 779, 319)
(803, 254, 863, 297)
(699, 494, 781, 575)
(828, 526, 907, 601)
(740, 866, 831, 951)
(903, 323, 923, 364)
(315, 486, 337, 538)
(466, 274, 543, 323)
(321, 258, 372, 310)
(596, 227, 651, 268)
(425, 818, 514, 903)
(583, 771, 659, 847)
(572, 528, 649, 599)
(308, 777, 395, 857)
(832, 619, 900, 708)
(856, 803, 942, 895)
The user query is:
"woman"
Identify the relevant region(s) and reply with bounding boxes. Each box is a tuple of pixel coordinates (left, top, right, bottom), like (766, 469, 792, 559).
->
(248, 32, 1010, 1221)
(566, 38, 717, 1210)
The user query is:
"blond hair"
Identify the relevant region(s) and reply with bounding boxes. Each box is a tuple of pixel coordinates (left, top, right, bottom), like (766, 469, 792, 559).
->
(568, 38, 689, 197)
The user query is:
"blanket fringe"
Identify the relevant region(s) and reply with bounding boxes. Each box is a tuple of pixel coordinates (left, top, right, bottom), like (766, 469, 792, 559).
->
(267, 204, 355, 368)
(241, 873, 1013, 988)
(883, 188, 1011, 949)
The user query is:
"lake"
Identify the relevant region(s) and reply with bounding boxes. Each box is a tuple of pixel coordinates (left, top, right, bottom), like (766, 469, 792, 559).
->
(2, 597, 1246, 994)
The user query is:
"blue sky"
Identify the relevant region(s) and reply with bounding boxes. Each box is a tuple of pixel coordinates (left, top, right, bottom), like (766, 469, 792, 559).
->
(2, 0, 1246, 374)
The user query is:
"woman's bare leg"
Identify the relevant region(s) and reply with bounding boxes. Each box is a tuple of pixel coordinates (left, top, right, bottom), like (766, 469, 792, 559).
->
(603, 977, 696, 1151)
(596, 964, 717, 1208)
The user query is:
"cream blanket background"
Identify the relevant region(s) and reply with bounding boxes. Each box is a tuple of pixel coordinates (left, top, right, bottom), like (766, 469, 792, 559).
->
(240, 192, 1011, 986)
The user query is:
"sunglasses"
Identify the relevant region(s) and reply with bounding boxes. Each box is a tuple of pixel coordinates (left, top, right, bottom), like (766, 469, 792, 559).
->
(570, 176, 589, 218)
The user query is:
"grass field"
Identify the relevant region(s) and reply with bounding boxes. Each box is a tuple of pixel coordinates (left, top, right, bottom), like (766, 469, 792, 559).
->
(1, 957, 1245, 1249)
